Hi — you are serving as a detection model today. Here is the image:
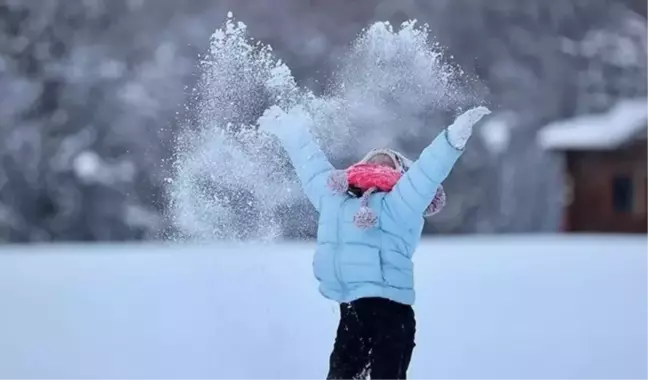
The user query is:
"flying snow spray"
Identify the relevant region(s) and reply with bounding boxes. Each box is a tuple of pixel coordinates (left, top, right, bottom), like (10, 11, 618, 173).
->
(167, 12, 476, 242)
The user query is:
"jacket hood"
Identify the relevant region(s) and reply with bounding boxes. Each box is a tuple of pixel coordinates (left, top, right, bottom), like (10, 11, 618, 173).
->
(357, 148, 413, 174)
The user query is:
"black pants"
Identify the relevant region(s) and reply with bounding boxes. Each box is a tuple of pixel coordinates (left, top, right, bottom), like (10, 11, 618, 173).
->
(327, 297, 416, 380)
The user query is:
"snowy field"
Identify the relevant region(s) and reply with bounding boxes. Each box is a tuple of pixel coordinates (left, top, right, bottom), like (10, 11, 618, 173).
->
(0, 235, 645, 379)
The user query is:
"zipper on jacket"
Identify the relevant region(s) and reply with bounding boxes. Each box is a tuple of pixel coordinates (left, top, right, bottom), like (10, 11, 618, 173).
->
(334, 200, 346, 298)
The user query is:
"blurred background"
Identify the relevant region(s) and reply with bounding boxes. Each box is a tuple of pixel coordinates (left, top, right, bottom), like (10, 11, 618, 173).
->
(1, 0, 646, 242)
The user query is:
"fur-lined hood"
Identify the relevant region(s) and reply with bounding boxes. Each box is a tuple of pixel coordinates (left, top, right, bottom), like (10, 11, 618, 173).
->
(357, 148, 413, 174)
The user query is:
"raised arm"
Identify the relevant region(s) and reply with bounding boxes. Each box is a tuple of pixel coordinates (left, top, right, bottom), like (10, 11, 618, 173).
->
(383, 107, 491, 226)
(258, 105, 336, 212)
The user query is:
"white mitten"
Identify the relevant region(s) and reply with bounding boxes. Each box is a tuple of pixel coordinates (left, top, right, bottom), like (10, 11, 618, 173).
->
(446, 106, 491, 150)
(258, 105, 313, 140)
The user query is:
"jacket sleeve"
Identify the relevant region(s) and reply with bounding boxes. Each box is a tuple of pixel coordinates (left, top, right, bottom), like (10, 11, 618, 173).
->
(383, 129, 463, 227)
(274, 128, 336, 213)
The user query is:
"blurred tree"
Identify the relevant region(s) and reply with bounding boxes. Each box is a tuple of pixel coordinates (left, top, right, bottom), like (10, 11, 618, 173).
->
(0, 0, 202, 241)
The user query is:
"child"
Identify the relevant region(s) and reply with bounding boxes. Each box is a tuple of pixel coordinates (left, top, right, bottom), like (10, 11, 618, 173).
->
(258, 105, 490, 379)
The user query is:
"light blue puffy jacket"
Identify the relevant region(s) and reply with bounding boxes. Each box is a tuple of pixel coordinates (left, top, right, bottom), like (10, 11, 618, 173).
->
(277, 127, 463, 305)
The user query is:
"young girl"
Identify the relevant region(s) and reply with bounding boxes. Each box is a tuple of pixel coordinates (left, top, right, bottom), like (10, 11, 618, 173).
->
(258, 105, 490, 379)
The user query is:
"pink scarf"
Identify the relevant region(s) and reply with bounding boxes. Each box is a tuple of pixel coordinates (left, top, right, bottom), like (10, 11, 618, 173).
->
(327, 163, 446, 229)
(347, 163, 402, 192)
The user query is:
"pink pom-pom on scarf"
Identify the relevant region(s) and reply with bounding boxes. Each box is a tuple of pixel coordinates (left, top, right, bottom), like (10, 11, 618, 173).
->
(354, 205, 378, 229)
(353, 186, 378, 229)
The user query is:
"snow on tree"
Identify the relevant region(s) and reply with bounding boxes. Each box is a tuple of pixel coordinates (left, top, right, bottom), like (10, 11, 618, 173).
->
(561, 5, 647, 113)
(0, 1, 200, 241)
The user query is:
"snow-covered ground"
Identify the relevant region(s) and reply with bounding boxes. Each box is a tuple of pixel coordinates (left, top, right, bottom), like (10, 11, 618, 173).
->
(0, 235, 645, 379)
